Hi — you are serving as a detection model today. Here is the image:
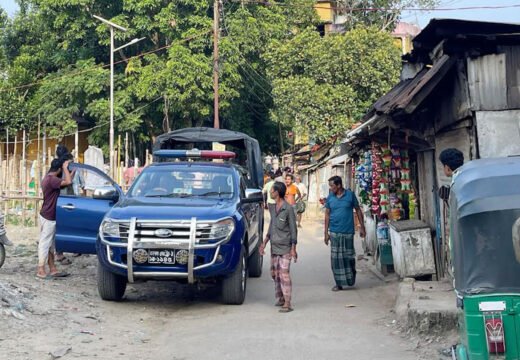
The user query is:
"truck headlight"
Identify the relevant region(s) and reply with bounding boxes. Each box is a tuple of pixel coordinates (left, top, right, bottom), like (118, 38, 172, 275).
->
(209, 219, 235, 240)
(101, 219, 120, 238)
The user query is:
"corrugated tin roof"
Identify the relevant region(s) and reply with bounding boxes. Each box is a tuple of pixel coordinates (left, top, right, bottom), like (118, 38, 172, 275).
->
(362, 55, 456, 121)
(411, 18, 520, 55)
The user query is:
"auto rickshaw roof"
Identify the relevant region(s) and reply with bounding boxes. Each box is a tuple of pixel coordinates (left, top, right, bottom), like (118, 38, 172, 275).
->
(450, 157, 520, 218)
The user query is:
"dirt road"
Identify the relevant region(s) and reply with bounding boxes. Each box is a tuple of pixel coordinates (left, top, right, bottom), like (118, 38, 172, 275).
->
(0, 222, 450, 360)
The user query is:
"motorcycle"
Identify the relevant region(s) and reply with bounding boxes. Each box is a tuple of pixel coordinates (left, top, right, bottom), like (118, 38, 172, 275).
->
(0, 211, 12, 268)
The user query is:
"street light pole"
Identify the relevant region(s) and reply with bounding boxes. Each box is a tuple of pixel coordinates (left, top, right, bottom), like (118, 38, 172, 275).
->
(110, 26, 115, 179)
(94, 15, 144, 179)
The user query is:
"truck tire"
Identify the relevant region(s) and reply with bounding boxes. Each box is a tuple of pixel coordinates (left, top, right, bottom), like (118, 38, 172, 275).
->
(221, 246, 247, 305)
(97, 262, 127, 301)
(248, 244, 263, 278)
(0, 244, 5, 268)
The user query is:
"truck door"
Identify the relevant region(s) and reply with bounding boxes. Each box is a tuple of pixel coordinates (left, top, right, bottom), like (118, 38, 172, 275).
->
(56, 164, 123, 254)
(240, 176, 261, 254)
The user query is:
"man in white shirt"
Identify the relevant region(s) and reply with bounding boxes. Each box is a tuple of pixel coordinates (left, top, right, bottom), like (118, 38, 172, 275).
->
(295, 175, 307, 228)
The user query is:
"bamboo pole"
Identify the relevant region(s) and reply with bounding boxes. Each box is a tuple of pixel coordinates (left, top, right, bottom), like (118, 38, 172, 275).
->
(42, 120, 47, 180)
(4, 128, 8, 215)
(22, 129, 26, 197)
(12, 134, 17, 197)
(75, 125, 79, 162)
(125, 132, 129, 170)
(22, 129, 27, 227)
(118, 134, 122, 184)
(0, 137, 3, 195)
(36, 118, 41, 197)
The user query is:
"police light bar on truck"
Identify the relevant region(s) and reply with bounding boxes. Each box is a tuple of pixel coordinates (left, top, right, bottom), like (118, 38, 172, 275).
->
(153, 149, 236, 160)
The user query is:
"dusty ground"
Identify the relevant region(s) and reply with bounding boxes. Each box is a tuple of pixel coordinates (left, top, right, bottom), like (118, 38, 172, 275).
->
(1, 221, 456, 360)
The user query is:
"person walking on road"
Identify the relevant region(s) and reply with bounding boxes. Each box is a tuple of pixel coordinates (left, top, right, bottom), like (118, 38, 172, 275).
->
(260, 182, 298, 313)
(262, 172, 276, 209)
(36, 159, 73, 279)
(324, 176, 365, 291)
(295, 175, 307, 228)
(284, 174, 301, 207)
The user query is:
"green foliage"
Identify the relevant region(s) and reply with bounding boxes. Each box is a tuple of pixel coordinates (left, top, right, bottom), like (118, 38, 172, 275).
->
(265, 27, 401, 143)
(0, 0, 415, 154)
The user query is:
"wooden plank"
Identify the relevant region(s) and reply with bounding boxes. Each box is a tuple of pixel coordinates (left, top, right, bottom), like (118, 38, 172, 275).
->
(417, 151, 436, 229)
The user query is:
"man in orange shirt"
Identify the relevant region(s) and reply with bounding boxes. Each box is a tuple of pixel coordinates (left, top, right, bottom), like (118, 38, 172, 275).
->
(284, 174, 301, 206)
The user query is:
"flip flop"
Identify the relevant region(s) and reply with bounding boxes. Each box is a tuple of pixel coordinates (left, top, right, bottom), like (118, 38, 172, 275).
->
(50, 271, 70, 278)
(279, 307, 294, 313)
(36, 274, 52, 280)
(331, 286, 343, 292)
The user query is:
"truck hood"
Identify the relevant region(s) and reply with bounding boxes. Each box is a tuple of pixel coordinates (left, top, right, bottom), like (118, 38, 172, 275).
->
(107, 197, 237, 221)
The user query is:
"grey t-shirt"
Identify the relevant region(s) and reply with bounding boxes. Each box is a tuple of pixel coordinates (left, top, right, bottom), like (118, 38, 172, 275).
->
(267, 201, 298, 255)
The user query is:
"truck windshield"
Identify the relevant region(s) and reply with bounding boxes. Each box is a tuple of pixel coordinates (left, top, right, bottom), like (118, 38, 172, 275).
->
(128, 167, 235, 199)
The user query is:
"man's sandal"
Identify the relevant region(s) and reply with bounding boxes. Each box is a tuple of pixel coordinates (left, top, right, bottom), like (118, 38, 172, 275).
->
(275, 299, 285, 307)
(279, 307, 294, 313)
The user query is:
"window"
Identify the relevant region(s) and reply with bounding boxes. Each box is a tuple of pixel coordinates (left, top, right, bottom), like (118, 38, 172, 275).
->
(129, 167, 235, 199)
(61, 168, 114, 199)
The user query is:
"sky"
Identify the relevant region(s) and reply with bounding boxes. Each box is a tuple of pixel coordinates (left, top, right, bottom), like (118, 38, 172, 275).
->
(2, 0, 520, 28)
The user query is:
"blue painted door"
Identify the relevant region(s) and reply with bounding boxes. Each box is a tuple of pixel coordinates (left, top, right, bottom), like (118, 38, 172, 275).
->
(56, 164, 122, 254)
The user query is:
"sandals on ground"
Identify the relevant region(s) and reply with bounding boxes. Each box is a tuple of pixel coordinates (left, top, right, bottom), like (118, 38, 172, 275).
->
(279, 307, 294, 313)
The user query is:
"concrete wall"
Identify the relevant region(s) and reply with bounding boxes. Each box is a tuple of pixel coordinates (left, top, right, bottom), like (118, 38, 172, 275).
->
(476, 110, 520, 158)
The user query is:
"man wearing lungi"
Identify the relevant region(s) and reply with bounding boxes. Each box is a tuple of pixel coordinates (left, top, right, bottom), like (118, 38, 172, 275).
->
(260, 182, 298, 312)
(324, 176, 365, 291)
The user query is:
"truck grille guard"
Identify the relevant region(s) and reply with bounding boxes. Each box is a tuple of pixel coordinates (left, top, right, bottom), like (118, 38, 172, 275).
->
(100, 217, 233, 284)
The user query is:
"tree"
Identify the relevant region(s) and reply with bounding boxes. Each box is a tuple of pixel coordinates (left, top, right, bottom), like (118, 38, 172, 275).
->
(265, 27, 401, 143)
(335, 0, 440, 31)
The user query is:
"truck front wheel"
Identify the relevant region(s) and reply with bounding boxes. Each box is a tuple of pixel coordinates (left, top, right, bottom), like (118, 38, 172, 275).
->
(221, 246, 247, 305)
(248, 244, 263, 278)
(97, 262, 127, 301)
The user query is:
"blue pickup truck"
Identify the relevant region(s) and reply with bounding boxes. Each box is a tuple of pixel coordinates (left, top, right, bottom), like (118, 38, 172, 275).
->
(55, 128, 264, 305)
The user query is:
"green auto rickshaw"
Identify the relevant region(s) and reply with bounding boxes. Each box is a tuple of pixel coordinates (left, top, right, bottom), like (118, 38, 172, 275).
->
(450, 157, 520, 360)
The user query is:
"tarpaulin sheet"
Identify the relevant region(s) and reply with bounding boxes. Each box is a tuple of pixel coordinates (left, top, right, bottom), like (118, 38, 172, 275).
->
(153, 127, 263, 188)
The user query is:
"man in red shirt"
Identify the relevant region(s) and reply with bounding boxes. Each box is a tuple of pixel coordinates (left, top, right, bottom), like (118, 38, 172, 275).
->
(37, 159, 73, 279)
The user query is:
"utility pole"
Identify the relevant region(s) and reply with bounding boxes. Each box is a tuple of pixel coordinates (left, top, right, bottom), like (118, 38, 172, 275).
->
(213, 0, 220, 129)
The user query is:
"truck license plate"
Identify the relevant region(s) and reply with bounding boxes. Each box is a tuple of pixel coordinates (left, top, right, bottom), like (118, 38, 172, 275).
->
(148, 250, 176, 264)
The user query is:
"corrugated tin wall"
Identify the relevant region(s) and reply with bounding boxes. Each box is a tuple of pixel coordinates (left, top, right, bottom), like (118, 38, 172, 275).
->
(468, 46, 520, 111)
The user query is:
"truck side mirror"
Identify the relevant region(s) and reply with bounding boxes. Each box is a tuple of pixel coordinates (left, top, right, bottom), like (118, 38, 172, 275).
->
(242, 189, 263, 203)
(93, 186, 119, 201)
